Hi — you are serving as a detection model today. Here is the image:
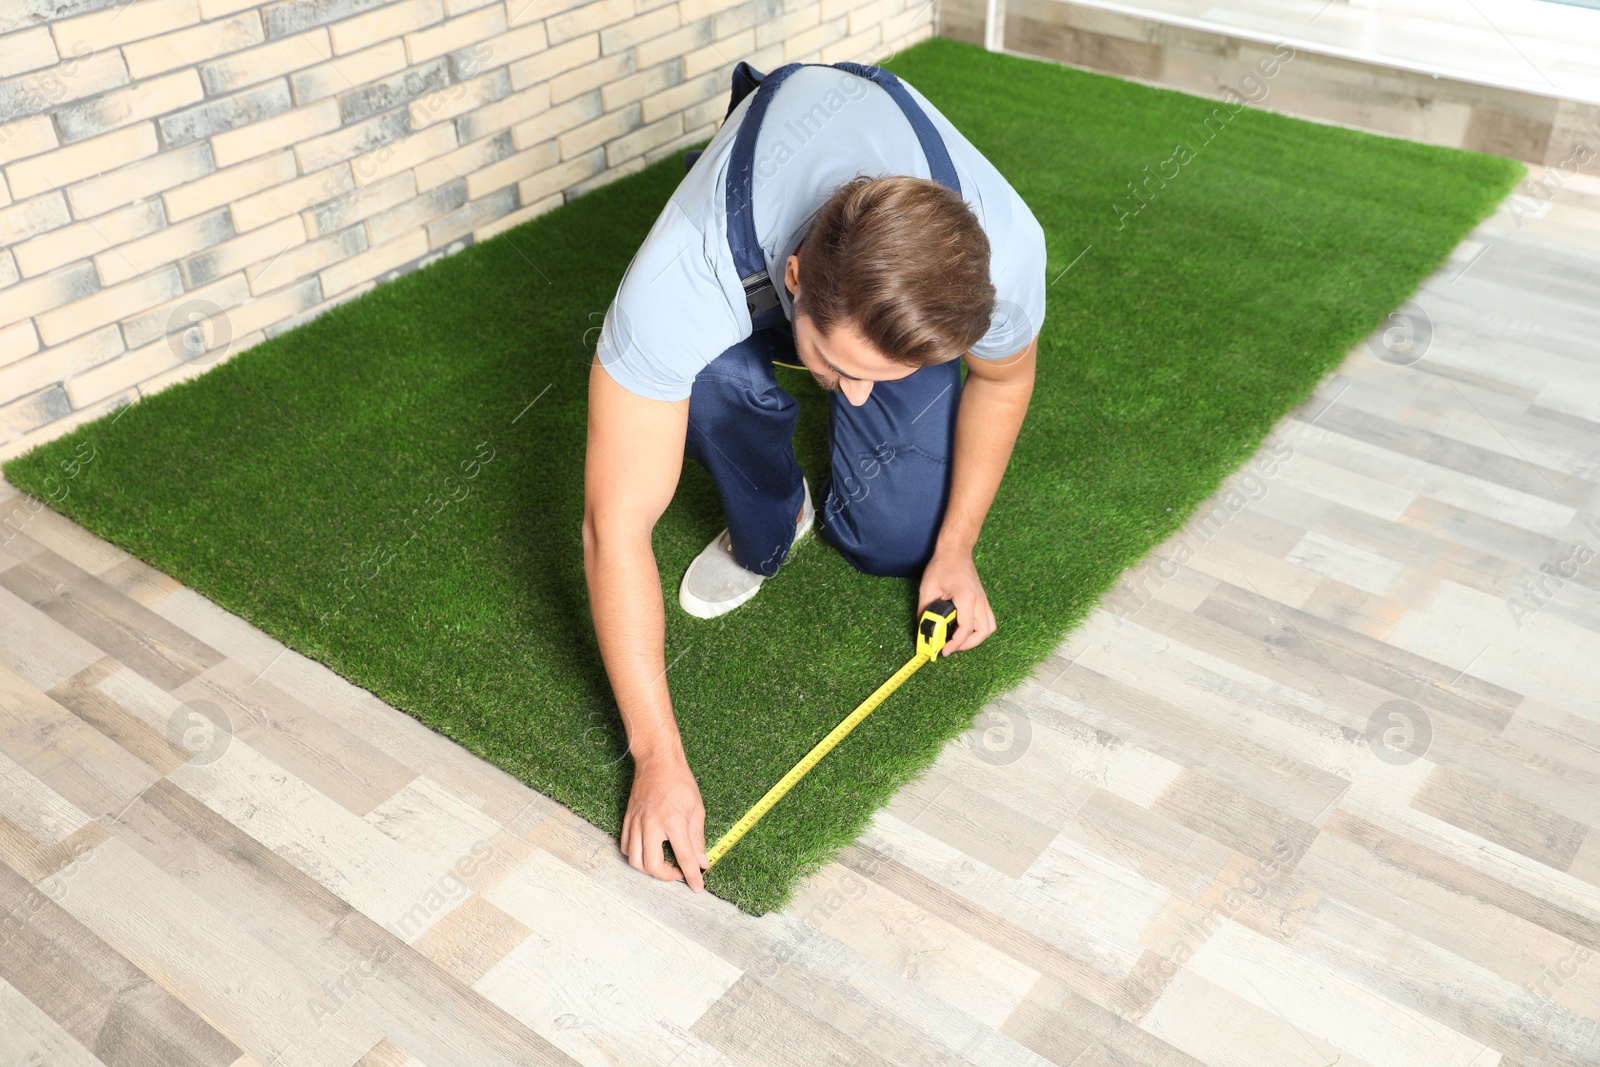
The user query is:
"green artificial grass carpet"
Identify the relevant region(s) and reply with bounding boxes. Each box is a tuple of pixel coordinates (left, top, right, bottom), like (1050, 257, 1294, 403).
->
(4, 38, 1523, 914)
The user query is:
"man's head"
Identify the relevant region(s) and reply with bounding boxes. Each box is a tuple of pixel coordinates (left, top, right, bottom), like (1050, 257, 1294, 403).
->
(785, 175, 995, 407)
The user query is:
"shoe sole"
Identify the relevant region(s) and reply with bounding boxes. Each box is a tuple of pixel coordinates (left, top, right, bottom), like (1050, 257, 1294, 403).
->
(679, 479, 813, 619)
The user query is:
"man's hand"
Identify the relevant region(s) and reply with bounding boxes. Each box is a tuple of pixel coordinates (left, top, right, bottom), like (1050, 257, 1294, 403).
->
(918, 545, 996, 656)
(620, 754, 710, 892)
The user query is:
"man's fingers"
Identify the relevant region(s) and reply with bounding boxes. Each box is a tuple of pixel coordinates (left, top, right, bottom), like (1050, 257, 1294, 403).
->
(669, 825, 706, 892)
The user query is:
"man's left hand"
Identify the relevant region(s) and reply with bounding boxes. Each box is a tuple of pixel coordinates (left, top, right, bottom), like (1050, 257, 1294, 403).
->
(918, 546, 996, 656)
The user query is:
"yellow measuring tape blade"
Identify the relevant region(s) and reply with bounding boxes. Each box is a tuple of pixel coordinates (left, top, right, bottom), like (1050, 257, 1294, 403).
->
(702, 599, 956, 871)
(704, 650, 930, 868)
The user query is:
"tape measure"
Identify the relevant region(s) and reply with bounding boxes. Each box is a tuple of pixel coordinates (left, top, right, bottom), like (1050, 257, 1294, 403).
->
(704, 598, 959, 869)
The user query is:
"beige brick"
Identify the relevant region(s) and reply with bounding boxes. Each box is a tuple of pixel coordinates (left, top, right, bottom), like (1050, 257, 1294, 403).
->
(564, 152, 643, 196)
(0, 316, 39, 367)
(303, 170, 415, 234)
(50, 0, 200, 54)
(683, 30, 750, 77)
(508, 34, 597, 91)
(55, 69, 205, 143)
(6, 123, 158, 201)
(0, 28, 58, 79)
(68, 141, 214, 220)
(212, 98, 341, 169)
(464, 140, 557, 199)
(819, 0, 854, 20)
(295, 108, 409, 173)
(329, 0, 444, 54)
(35, 266, 183, 348)
(605, 110, 681, 166)
(199, 0, 263, 17)
(3, 254, 91, 326)
(754, 4, 818, 46)
(639, 70, 723, 124)
(200, 29, 333, 95)
(550, 50, 632, 106)
(95, 209, 234, 286)
(0, 325, 124, 402)
(600, 6, 679, 55)
(846, 0, 900, 33)
(547, 0, 632, 45)
(680, 0, 747, 21)
(635, 21, 712, 70)
(0, 50, 130, 121)
(444, 0, 498, 13)
(120, 272, 250, 351)
(165, 150, 297, 223)
(227, 272, 319, 334)
(473, 190, 561, 242)
(877, 5, 930, 44)
(645, 120, 713, 164)
(601, 58, 680, 111)
(247, 223, 365, 293)
(320, 228, 428, 296)
(12, 200, 167, 278)
(477, 20, 547, 69)
(558, 102, 639, 158)
(0, 321, 39, 367)
(122, 12, 265, 79)
(504, 0, 576, 28)
(231, 162, 351, 233)
(683, 92, 728, 132)
(510, 89, 596, 150)
(350, 120, 457, 187)
(404, 5, 505, 64)
(516, 146, 602, 204)
(461, 81, 553, 143)
(413, 129, 511, 191)
(0, 173, 8, 209)
(291, 39, 407, 104)
(783, 14, 847, 60)
(181, 215, 306, 290)
(820, 25, 879, 63)
(0, 114, 59, 166)
(408, 68, 509, 129)
(0, 193, 72, 249)
(64, 338, 180, 409)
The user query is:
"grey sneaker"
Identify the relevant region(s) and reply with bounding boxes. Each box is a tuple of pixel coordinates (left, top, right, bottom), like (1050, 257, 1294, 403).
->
(679, 476, 814, 619)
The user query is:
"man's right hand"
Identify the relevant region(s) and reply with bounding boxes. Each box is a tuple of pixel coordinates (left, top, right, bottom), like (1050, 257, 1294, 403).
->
(620, 754, 710, 892)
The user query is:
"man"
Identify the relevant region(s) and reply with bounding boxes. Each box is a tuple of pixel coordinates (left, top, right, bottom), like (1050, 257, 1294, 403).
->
(583, 60, 1045, 893)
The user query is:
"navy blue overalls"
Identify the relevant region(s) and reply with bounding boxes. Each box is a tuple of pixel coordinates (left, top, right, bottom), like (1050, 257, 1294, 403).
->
(679, 61, 967, 580)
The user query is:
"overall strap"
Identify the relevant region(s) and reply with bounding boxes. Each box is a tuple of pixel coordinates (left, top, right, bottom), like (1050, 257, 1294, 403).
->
(724, 61, 961, 329)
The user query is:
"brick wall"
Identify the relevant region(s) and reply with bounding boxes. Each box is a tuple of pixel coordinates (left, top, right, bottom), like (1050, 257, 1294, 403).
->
(0, 0, 934, 460)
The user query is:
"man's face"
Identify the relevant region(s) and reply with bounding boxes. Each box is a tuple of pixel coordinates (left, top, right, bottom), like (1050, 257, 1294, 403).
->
(785, 254, 918, 408)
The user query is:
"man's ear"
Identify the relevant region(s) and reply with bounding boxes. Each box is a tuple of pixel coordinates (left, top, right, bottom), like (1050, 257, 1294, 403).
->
(784, 254, 800, 297)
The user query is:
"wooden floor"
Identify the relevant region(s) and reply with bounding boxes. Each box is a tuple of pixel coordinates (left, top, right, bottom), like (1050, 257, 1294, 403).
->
(2, 161, 1599, 1067)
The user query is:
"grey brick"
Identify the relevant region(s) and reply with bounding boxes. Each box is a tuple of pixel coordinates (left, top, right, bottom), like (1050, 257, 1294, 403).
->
(0, 0, 116, 34)
(365, 176, 466, 246)
(426, 186, 512, 247)
(0, 51, 129, 123)
(262, 0, 384, 38)
(0, 385, 72, 438)
(339, 59, 449, 124)
(714, 0, 784, 38)
(174, 214, 248, 290)
(159, 79, 292, 148)
(447, 43, 501, 84)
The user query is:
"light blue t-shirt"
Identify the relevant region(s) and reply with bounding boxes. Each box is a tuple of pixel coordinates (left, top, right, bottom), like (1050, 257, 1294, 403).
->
(595, 65, 1047, 402)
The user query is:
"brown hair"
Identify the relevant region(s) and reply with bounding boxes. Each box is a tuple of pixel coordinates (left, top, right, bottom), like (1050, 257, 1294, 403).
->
(793, 175, 995, 368)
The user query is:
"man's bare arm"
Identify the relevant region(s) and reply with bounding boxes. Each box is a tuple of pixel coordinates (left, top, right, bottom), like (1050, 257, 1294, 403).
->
(582, 355, 709, 889)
